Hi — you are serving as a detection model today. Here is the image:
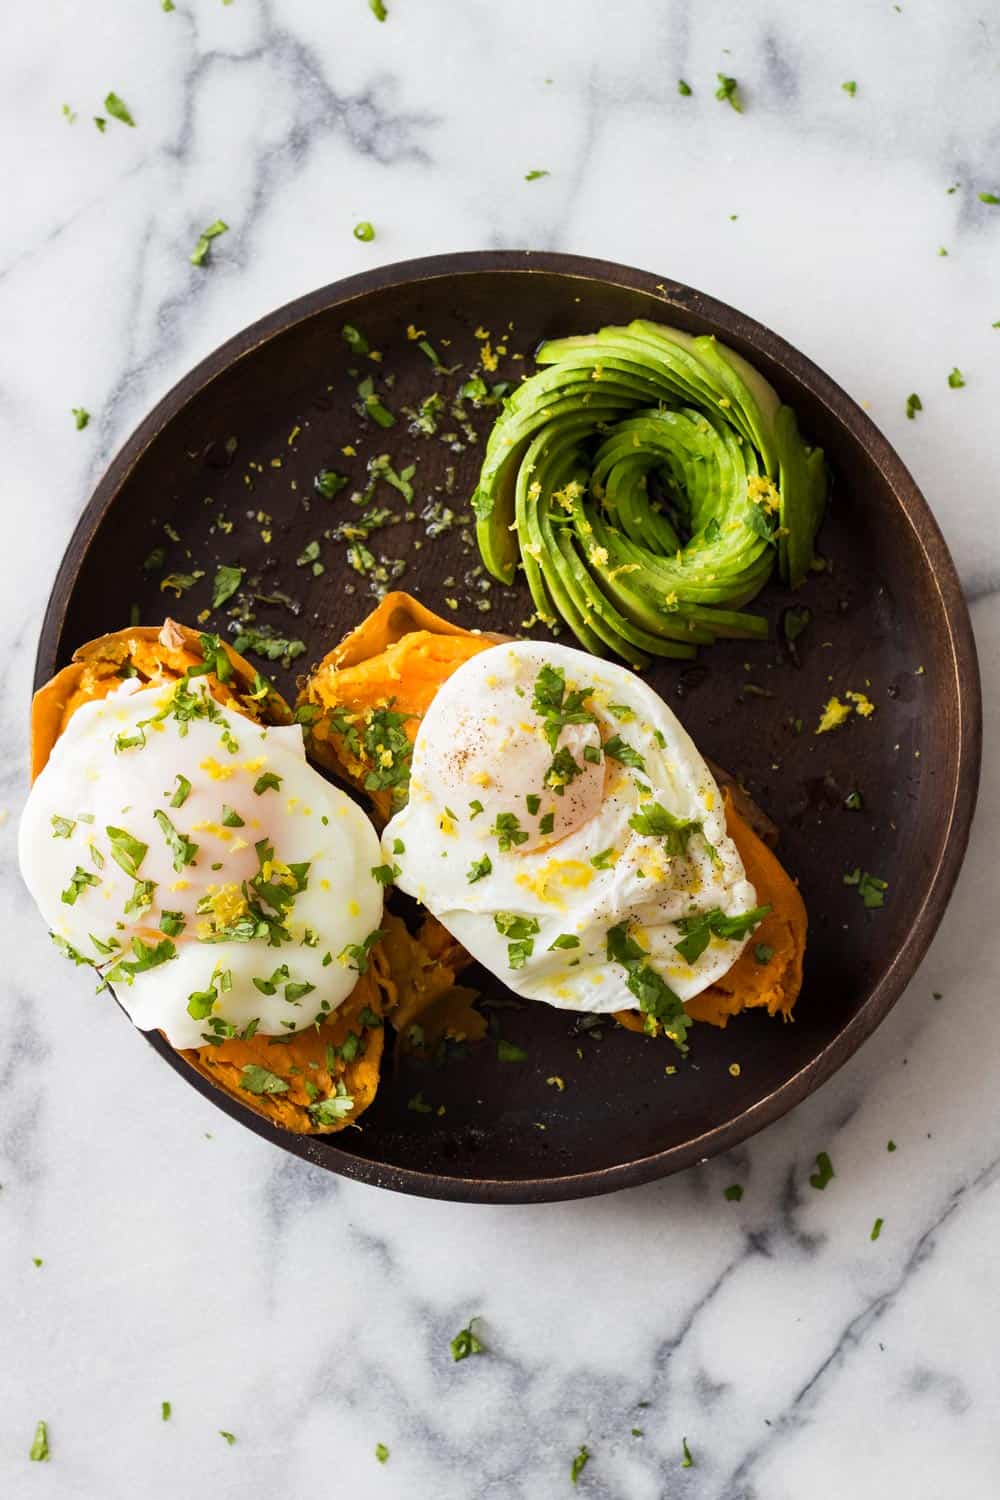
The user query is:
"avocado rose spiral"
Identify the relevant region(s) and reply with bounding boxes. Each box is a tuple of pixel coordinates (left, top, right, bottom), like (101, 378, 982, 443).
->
(473, 320, 827, 666)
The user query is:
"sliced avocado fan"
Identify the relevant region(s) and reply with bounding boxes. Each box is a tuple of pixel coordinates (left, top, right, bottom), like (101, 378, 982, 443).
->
(472, 320, 827, 666)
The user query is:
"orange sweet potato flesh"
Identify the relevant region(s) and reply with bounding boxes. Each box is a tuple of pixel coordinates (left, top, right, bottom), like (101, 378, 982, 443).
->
(300, 591, 499, 825)
(30, 621, 394, 1135)
(30, 619, 291, 783)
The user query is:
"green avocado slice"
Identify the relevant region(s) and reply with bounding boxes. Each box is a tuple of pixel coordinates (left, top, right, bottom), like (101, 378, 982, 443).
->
(472, 319, 824, 660)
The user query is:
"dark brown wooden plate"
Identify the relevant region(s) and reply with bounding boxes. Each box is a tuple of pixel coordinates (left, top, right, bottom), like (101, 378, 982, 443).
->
(35, 252, 981, 1202)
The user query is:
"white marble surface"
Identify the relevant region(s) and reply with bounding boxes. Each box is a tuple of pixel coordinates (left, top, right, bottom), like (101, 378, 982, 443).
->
(2, 2, 998, 1495)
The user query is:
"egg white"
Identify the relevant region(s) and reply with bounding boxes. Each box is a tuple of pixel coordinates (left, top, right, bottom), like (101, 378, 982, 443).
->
(19, 679, 383, 1048)
(383, 641, 759, 1019)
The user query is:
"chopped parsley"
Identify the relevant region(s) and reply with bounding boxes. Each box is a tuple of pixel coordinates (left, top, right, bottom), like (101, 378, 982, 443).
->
(232, 625, 306, 666)
(871, 1216, 884, 1241)
(490, 811, 529, 851)
(51, 815, 76, 839)
(72, 407, 90, 430)
(211, 565, 243, 608)
(723, 1184, 744, 1201)
(905, 392, 922, 420)
(606, 921, 690, 1048)
(549, 933, 581, 950)
(979, 191, 1000, 205)
(591, 847, 616, 870)
(161, 1401, 171, 1421)
(190, 219, 228, 267)
(674, 906, 769, 964)
(369, 0, 387, 19)
(844, 789, 863, 810)
(715, 74, 742, 111)
(219, 1431, 236, 1446)
(603, 735, 646, 771)
(29, 1420, 50, 1462)
(571, 1445, 590, 1484)
(524, 169, 549, 181)
(371, 862, 400, 885)
(315, 467, 349, 500)
(309, 1083, 354, 1124)
(546, 745, 583, 794)
(753, 943, 774, 964)
(841, 80, 857, 96)
(539, 811, 555, 836)
(106, 825, 147, 878)
(681, 1436, 694, 1468)
(495, 912, 540, 968)
(947, 366, 966, 388)
(525, 793, 541, 815)
(843, 868, 888, 908)
(342, 322, 369, 355)
(221, 805, 244, 828)
(809, 1151, 835, 1190)
(450, 1317, 485, 1361)
(170, 774, 192, 808)
(338, 928, 384, 975)
(353, 220, 376, 242)
(677, 79, 692, 95)
(239, 1065, 289, 1096)
(107, 937, 177, 985)
(253, 772, 282, 795)
(467, 853, 492, 883)
(61, 866, 100, 905)
(408, 1091, 432, 1113)
(497, 1039, 527, 1061)
(375, 1442, 389, 1463)
(104, 91, 135, 126)
(153, 810, 199, 872)
(628, 801, 704, 857)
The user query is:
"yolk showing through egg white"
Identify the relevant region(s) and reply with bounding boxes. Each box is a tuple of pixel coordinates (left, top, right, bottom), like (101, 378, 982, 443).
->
(19, 678, 384, 1051)
(384, 641, 763, 1032)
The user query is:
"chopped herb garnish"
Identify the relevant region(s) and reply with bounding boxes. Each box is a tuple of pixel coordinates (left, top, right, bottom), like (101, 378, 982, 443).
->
(628, 801, 703, 857)
(674, 906, 770, 964)
(490, 811, 529, 851)
(525, 793, 541, 815)
(371, 862, 400, 886)
(905, 392, 922, 420)
(61, 866, 100, 905)
(219, 1431, 236, 1446)
(809, 1151, 835, 1190)
(375, 1442, 389, 1463)
(549, 933, 581, 950)
(607, 921, 690, 1048)
(677, 79, 692, 95)
(467, 853, 492, 883)
(681, 1436, 694, 1468)
(29, 1420, 49, 1462)
(211, 565, 243, 608)
(106, 825, 147, 878)
(844, 789, 864, 810)
(253, 772, 282, 795)
(368, 0, 387, 19)
(408, 1091, 432, 1113)
(715, 74, 742, 111)
(72, 407, 90, 430)
(979, 191, 1000, 205)
(239, 1065, 289, 1096)
(160, 571, 204, 596)
(591, 847, 616, 870)
(723, 1184, 744, 1201)
(843, 868, 888, 908)
(539, 811, 555, 836)
(353, 220, 376, 242)
(186, 987, 217, 1021)
(190, 219, 229, 267)
(221, 805, 244, 828)
(104, 91, 135, 126)
(450, 1318, 485, 1361)
(571, 1445, 590, 1484)
(871, 1216, 884, 1241)
(497, 1038, 527, 1060)
(159, 910, 186, 937)
(309, 1083, 354, 1124)
(153, 810, 199, 872)
(841, 80, 857, 96)
(107, 936, 176, 984)
(315, 467, 349, 500)
(753, 942, 774, 964)
(169, 774, 192, 808)
(524, 169, 549, 181)
(232, 625, 306, 665)
(161, 1401, 171, 1421)
(947, 366, 966, 388)
(342, 322, 369, 355)
(338, 928, 384, 974)
(51, 815, 76, 839)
